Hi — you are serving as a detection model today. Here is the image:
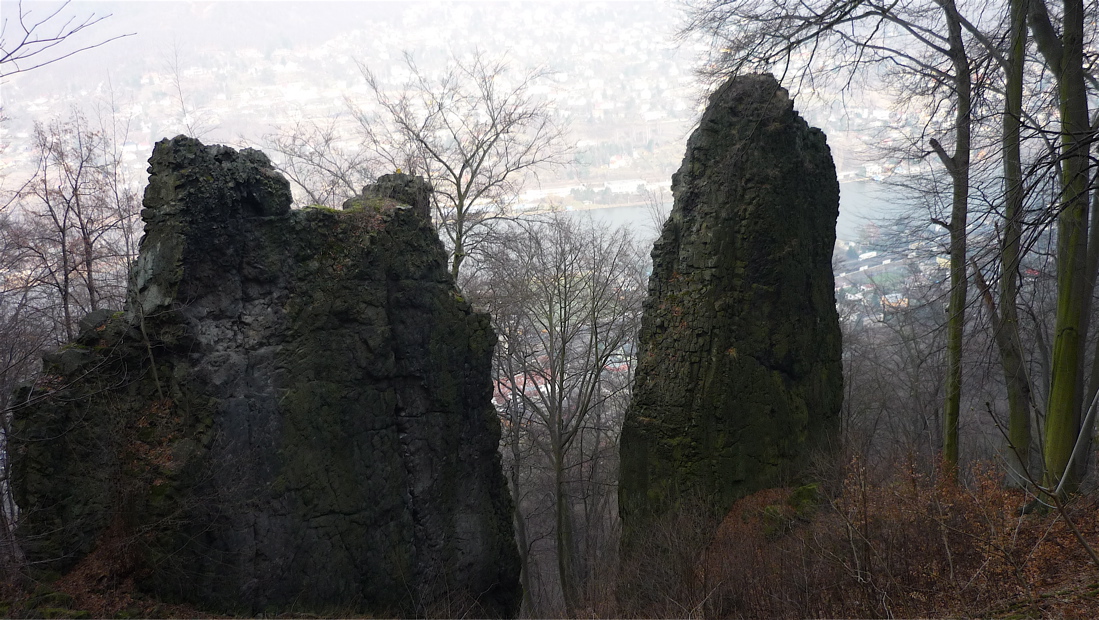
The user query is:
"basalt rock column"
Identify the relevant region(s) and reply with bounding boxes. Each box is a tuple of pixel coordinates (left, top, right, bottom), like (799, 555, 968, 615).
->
(11, 137, 520, 617)
(619, 74, 842, 536)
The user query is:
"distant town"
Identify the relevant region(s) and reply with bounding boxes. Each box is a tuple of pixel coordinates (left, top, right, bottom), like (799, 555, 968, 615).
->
(1, 0, 950, 313)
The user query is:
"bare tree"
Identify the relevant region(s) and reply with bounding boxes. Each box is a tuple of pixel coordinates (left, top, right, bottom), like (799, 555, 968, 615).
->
(353, 51, 568, 282)
(467, 214, 646, 616)
(89, 74, 143, 266)
(838, 267, 952, 468)
(1, 4, 136, 566)
(0, 212, 54, 575)
(1026, 0, 1098, 493)
(263, 116, 377, 207)
(962, 0, 1036, 484)
(0, 0, 132, 79)
(11, 111, 139, 341)
(162, 42, 216, 139)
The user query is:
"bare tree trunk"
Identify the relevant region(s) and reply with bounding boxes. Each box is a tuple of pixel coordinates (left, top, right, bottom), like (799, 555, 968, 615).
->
(1030, 0, 1091, 493)
(510, 462, 535, 617)
(1080, 168, 1099, 479)
(553, 439, 577, 615)
(80, 215, 98, 311)
(59, 223, 75, 342)
(449, 211, 466, 283)
(1000, 0, 1034, 483)
(932, 0, 973, 479)
(505, 391, 536, 617)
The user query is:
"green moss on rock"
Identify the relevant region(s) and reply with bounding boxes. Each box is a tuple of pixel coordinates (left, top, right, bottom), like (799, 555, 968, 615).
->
(619, 74, 842, 543)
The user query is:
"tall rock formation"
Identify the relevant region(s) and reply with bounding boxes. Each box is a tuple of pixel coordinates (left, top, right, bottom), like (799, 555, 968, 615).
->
(10, 137, 520, 617)
(619, 75, 842, 536)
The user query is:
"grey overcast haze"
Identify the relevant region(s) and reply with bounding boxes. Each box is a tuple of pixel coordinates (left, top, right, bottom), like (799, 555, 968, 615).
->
(1, 0, 893, 238)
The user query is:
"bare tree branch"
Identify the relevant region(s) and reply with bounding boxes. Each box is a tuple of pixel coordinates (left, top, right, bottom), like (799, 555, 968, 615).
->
(352, 50, 570, 281)
(0, 0, 133, 79)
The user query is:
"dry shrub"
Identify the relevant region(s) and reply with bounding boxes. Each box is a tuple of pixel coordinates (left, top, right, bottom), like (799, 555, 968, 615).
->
(11, 515, 205, 618)
(692, 458, 1099, 619)
(614, 495, 722, 618)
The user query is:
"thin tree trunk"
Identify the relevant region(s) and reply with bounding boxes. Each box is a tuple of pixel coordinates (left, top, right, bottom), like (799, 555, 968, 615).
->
(82, 224, 97, 312)
(449, 221, 465, 283)
(59, 229, 74, 342)
(554, 439, 577, 615)
(1000, 0, 1033, 483)
(503, 384, 536, 618)
(935, 0, 973, 479)
(509, 454, 535, 617)
(1079, 168, 1099, 479)
(450, 231, 465, 283)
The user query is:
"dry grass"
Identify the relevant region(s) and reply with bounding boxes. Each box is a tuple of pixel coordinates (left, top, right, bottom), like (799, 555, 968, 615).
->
(614, 458, 1099, 618)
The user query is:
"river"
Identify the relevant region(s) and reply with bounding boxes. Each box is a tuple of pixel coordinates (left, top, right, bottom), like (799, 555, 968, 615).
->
(561, 179, 892, 244)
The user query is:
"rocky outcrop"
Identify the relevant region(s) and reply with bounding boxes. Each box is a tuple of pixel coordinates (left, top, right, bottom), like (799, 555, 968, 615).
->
(619, 75, 843, 536)
(10, 137, 520, 617)
(342, 172, 432, 220)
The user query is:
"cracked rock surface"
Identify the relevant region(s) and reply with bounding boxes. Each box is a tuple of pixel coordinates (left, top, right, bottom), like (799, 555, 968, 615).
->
(619, 75, 843, 536)
(11, 136, 519, 617)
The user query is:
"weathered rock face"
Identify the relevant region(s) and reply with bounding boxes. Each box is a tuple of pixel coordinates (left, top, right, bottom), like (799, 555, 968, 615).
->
(619, 75, 843, 533)
(11, 137, 520, 617)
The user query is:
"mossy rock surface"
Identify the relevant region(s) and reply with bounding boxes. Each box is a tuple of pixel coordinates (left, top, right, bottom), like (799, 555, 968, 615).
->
(11, 136, 519, 617)
(620, 74, 842, 543)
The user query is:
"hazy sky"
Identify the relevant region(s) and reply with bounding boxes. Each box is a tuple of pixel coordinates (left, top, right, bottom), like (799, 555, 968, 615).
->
(5, 1, 682, 80)
(3, 1, 692, 148)
(4, 1, 689, 125)
(2, 0, 884, 237)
